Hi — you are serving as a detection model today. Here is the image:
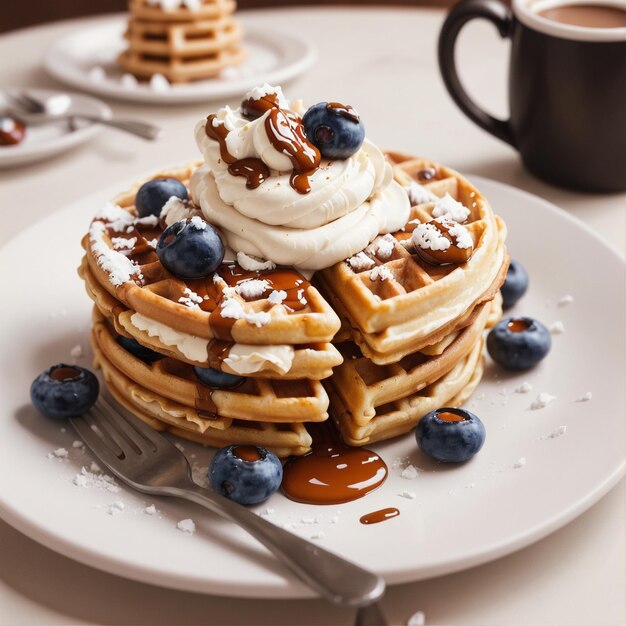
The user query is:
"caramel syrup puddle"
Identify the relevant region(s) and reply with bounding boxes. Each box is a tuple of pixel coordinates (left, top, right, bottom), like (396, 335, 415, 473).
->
(282, 424, 388, 505)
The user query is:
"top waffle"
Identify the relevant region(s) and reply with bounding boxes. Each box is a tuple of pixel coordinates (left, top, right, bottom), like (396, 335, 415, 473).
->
(320, 152, 508, 350)
(83, 164, 341, 347)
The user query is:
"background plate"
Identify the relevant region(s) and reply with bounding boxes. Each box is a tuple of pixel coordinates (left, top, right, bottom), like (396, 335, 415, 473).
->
(43, 18, 316, 105)
(0, 88, 110, 168)
(0, 175, 623, 598)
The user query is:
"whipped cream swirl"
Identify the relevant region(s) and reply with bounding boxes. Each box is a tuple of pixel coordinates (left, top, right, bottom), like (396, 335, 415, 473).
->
(190, 86, 410, 271)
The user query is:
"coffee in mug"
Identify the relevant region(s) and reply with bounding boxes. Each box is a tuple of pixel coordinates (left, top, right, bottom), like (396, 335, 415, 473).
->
(438, 0, 626, 192)
(537, 3, 626, 28)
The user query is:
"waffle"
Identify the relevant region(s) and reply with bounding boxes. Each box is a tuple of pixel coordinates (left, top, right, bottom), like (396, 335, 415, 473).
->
(80, 147, 507, 453)
(91, 314, 323, 456)
(97, 351, 312, 457)
(320, 153, 508, 362)
(118, 0, 245, 82)
(328, 338, 485, 447)
(316, 264, 506, 364)
(328, 302, 491, 429)
(80, 259, 342, 379)
(82, 164, 341, 347)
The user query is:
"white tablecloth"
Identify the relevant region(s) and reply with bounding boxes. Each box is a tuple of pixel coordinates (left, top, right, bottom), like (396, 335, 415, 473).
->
(0, 8, 624, 625)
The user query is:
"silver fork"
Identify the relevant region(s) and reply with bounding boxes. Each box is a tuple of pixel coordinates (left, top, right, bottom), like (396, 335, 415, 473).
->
(6, 92, 161, 141)
(71, 398, 388, 621)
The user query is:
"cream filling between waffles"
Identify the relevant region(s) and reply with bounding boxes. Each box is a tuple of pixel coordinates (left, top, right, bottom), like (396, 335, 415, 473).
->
(129, 312, 295, 374)
(190, 87, 410, 271)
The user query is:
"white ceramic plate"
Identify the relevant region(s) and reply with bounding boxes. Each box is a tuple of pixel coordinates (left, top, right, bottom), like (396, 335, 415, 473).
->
(0, 89, 110, 168)
(43, 17, 316, 105)
(0, 176, 623, 598)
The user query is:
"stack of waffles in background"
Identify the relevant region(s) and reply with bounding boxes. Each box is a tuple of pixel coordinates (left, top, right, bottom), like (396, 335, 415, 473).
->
(118, 0, 245, 82)
(316, 153, 509, 447)
(79, 164, 343, 457)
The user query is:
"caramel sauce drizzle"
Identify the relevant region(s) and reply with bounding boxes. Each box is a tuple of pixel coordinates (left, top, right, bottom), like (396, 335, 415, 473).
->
(282, 423, 388, 505)
(0, 116, 26, 146)
(360, 507, 400, 525)
(326, 102, 360, 123)
(50, 366, 81, 381)
(507, 319, 530, 333)
(227, 158, 270, 190)
(415, 219, 474, 266)
(264, 107, 321, 195)
(241, 92, 281, 120)
(205, 92, 321, 195)
(233, 445, 263, 461)
(437, 410, 465, 423)
(417, 167, 437, 182)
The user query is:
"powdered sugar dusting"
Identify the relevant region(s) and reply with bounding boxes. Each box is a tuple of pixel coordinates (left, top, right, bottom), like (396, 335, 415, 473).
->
(178, 287, 203, 309)
(370, 266, 394, 281)
(220, 294, 271, 327)
(236, 279, 270, 300)
(542, 425, 567, 440)
(407, 181, 438, 205)
(47, 448, 69, 460)
(90, 220, 143, 286)
(367, 234, 396, 260)
(177, 518, 196, 534)
(401, 465, 419, 480)
(347, 251, 375, 271)
(413, 222, 450, 251)
(530, 392, 557, 410)
(268, 289, 287, 305)
(236, 251, 276, 272)
(550, 320, 565, 334)
(432, 193, 470, 223)
(189, 215, 206, 230)
(72, 466, 120, 492)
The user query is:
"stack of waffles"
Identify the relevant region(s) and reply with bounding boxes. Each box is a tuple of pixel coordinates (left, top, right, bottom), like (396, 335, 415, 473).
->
(79, 164, 343, 457)
(118, 0, 245, 82)
(316, 153, 509, 447)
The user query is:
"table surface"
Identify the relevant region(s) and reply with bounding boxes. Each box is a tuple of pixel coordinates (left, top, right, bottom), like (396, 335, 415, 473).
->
(0, 7, 624, 626)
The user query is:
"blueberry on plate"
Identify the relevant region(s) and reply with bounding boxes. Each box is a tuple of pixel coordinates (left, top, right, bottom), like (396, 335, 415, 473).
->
(487, 317, 551, 370)
(209, 445, 283, 505)
(116, 335, 164, 364)
(302, 102, 365, 160)
(194, 365, 245, 389)
(135, 177, 188, 219)
(501, 259, 529, 310)
(156, 217, 224, 279)
(30, 364, 99, 420)
(416, 408, 486, 463)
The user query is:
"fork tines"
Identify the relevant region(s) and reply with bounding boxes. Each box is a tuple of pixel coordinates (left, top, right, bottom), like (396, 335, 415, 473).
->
(72, 397, 168, 463)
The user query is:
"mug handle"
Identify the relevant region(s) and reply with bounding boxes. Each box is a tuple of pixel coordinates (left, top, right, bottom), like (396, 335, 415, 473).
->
(438, 0, 516, 147)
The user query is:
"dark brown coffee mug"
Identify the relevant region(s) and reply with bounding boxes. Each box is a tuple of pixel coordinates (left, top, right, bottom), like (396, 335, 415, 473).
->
(438, 0, 626, 192)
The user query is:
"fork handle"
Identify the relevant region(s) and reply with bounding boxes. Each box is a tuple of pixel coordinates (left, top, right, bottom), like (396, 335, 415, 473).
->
(167, 482, 385, 608)
(70, 115, 162, 140)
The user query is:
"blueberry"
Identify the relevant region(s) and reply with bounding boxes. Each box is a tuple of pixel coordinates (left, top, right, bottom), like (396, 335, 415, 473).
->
(135, 177, 188, 219)
(116, 335, 163, 364)
(416, 408, 486, 463)
(194, 365, 245, 389)
(501, 259, 529, 310)
(487, 317, 551, 370)
(302, 102, 365, 160)
(156, 217, 224, 279)
(209, 445, 283, 505)
(30, 364, 99, 420)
